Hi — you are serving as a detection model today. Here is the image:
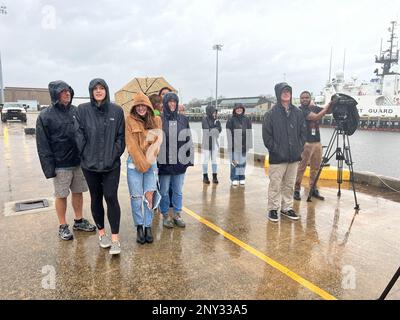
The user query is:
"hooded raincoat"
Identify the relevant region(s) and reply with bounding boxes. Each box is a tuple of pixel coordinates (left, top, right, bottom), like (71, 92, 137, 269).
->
(262, 82, 307, 164)
(36, 81, 80, 178)
(75, 78, 125, 172)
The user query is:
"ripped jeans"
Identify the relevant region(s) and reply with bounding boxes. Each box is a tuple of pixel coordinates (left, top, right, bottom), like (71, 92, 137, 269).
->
(127, 156, 160, 228)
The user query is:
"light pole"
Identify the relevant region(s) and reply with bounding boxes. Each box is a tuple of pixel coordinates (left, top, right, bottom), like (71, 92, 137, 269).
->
(213, 44, 223, 109)
(0, 51, 4, 105)
(0, 6, 7, 105)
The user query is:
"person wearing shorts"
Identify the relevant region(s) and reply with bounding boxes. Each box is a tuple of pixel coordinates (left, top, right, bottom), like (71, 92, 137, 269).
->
(36, 80, 96, 241)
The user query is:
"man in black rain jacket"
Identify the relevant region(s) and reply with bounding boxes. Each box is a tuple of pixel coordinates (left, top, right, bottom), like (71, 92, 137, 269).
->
(36, 80, 95, 241)
(262, 82, 306, 222)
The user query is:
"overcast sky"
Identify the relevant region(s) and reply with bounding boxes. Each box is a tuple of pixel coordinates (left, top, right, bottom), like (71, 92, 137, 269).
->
(1, 0, 400, 103)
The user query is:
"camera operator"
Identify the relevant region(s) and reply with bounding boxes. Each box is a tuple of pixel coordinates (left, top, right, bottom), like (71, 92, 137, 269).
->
(294, 91, 333, 201)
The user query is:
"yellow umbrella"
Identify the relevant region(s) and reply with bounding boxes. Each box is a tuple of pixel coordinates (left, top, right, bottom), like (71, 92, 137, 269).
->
(114, 76, 176, 115)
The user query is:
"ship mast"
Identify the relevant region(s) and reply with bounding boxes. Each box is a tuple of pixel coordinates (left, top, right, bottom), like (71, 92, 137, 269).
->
(375, 21, 399, 77)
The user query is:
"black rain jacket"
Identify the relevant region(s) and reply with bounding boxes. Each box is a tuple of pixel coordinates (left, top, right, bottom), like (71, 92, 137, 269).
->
(74, 78, 125, 172)
(262, 82, 307, 164)
(201, 105, 222, 151)
(36, 81, 80, 179)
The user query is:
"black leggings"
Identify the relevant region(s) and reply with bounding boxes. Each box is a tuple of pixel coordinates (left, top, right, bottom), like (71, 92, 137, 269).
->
(82, 167, 121, 234)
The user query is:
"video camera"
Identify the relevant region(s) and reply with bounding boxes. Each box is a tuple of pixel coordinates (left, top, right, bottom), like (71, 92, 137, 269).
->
(330, 93, 360, 135)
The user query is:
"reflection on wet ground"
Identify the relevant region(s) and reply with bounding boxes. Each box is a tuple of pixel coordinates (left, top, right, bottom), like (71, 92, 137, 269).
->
(0, 115, 399, 300)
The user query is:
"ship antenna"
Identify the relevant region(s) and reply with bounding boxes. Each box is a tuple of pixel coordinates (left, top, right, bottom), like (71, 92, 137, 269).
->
(343, 48, 346, 74)
(375, 21, 398, 77)
(328, 47, 333, 83)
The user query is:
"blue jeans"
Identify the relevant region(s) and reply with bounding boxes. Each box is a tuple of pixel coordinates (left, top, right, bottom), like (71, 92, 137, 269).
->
(159, 174, 185, 216)
(127, 156, 160, 228)
(202, 148, 218, 174)
(230, 152, 247, 181)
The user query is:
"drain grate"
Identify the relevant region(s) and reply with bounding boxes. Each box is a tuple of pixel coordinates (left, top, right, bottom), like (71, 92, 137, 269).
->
(15, 199, 49, 212)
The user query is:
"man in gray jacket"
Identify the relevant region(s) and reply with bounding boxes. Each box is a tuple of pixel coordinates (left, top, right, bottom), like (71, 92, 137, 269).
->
(262, 82, 307, 222)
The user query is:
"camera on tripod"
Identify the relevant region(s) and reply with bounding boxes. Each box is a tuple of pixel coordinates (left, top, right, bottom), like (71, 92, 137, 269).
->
(330, 93, 360, 135)
(307, 93, 360, 210)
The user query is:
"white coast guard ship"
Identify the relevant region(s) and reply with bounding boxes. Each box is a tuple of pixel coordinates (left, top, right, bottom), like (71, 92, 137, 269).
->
(315, 21, 400, 118)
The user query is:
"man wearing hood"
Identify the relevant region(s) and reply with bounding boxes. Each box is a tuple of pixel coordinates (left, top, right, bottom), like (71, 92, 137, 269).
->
(36, 81, 96, 241)
(201, 105, 222, 184)
(262, 82, 307, 222)
(226, 102, 253, 186)
(75, 78, 125, 255)
(157, 92, 194, 229)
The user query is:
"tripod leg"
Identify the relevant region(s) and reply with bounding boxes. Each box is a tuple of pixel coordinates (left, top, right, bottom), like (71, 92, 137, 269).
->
(345, 134, 360, 210)
(378, 266, 400, 300)
(337, 158, 342, 197)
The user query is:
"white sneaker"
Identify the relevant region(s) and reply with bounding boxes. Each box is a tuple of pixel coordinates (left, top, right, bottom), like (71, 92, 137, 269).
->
(239, 180, 245, 185)
(99, 234, 112, 248)
(231, 180, 239, 186)
(109, 241, 121, 255)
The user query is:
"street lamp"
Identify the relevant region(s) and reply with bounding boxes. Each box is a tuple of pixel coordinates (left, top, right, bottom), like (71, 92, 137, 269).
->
(0, 6, 7, 105)
(213, 44, 223, 109)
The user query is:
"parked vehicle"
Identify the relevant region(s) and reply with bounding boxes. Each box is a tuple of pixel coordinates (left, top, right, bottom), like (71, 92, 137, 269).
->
(1, 102, 27, 123)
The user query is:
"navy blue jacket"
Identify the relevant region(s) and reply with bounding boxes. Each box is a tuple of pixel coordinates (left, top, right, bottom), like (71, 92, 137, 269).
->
(157, 92, 194, 175)
(226, 105, 253, 154)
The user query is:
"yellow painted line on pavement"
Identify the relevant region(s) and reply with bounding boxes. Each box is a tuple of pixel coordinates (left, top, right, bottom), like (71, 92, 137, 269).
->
(121, 169, 336, 300)
(182, 206, 337, 300)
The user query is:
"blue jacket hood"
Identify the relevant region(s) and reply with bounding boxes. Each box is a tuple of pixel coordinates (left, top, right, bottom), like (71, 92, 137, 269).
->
(162, 92, 179, 119)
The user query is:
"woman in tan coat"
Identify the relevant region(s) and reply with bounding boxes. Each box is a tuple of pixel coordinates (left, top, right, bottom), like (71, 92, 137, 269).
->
(126, 92, 163, 244)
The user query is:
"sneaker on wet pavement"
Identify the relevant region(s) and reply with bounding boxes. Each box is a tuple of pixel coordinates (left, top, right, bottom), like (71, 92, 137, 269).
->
(73, 218, 96, 232)
(109, 241, 121, 255)
(99, 234, 112, 248)
(173, 213, 186, 228)
(281, 209, 300, 221)
(163, 215, 174, 228)
(59, 224, 73, 241)
(267, 210, 279, 222)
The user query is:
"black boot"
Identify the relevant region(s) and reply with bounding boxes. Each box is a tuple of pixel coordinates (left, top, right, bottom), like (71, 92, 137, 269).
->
(312, 189, 325, 200)
(203, 174, 210, 184)
(212, 173, 219, 184)
(136, 225, 145, 244)
(145, 227, 153, 243)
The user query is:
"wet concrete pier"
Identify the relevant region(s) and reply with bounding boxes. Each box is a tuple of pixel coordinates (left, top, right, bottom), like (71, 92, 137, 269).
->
(1, 115, 400, 300)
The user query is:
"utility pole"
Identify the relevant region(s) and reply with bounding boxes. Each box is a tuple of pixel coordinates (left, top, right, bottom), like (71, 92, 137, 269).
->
(328, 47, 333, 83)
(213, 44, 223, 109)
(0, 51, 4, 105)
(0, 7, 7, 105)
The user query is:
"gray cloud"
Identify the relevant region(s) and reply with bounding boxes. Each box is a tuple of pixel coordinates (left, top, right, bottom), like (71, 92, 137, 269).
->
(1, 0, 399, 102)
